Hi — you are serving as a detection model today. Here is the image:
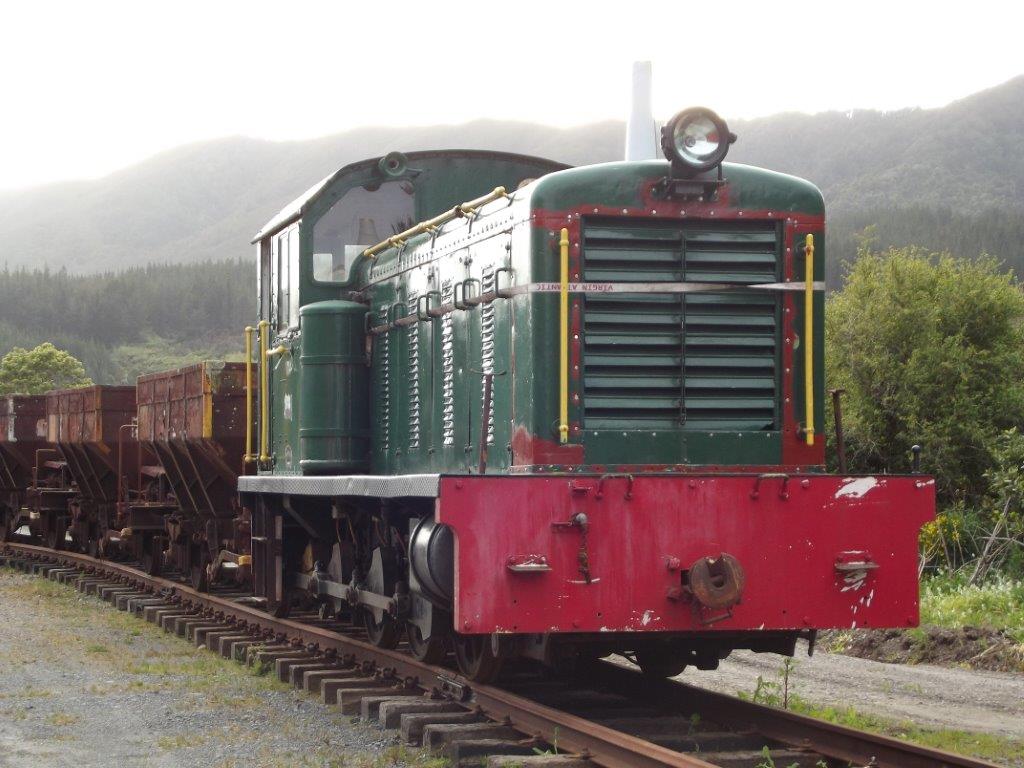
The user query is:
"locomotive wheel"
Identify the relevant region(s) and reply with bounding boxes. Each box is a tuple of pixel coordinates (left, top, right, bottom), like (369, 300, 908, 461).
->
(407, 623, 447, 665)
(563, 650, 605, 678)
(363, 610, 401, 649)
(0, 508, 11, 542)
(634, 647, 688, 678)
(452, 634, 503, 683)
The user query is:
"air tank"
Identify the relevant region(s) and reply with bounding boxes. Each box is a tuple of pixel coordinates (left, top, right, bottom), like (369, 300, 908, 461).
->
(298, 300, 369, 474)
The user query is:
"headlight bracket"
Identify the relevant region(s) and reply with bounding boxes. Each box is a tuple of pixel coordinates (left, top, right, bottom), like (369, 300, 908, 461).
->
(653, 171, 726, 201)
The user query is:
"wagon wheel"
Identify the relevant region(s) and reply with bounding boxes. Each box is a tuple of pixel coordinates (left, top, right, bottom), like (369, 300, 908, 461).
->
(362, 609, 401, 649)
(45, 519, 67, 551)
(139, 535, 162, 576)
(406, 622, 447, 665)
(85, 524, 102, 558)
(69, 523, 89, 554)
(267, 593, 291, 619)
(189, 545, 210, 592)
(452, 633, 503, 683)
(0, 507, 11, 542)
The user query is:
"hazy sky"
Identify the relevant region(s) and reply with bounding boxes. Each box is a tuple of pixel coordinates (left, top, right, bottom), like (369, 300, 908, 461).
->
(2, 0, 1021, 190)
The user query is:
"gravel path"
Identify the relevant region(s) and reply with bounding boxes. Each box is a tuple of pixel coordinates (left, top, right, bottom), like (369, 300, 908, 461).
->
(675, 642, 1024, 738)
(0, 569, 422, 768)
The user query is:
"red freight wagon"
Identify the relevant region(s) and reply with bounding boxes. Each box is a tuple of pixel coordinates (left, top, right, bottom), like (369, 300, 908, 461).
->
(0, 395, 53, 542)
(137, 361, 252, 588)
(46, 385, 142, 555)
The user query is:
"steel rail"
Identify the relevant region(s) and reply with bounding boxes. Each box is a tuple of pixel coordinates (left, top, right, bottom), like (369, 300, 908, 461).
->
(588, 663, 1000, 768)
(2, 541, 1002, 768)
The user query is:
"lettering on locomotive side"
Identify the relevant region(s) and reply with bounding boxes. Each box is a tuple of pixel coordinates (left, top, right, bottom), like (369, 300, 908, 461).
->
(533, 281, 615, 293)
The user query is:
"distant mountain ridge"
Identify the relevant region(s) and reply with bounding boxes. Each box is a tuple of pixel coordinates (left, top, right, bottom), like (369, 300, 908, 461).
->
(2, 76, 1022, 274)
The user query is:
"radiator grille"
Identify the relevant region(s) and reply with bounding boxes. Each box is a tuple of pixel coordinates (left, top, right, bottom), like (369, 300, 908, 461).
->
(582, 220, 779, 431)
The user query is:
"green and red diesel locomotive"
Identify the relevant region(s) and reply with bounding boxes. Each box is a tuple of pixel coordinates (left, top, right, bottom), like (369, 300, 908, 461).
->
(236, 107, 935, 680)
(0, 106, 935, 683)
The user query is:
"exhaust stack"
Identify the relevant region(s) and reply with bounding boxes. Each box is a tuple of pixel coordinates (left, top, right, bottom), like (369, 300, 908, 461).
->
(625, 61, 657, 161)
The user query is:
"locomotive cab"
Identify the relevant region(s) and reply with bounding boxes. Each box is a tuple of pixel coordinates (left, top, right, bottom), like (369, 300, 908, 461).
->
(250, 150, 567, 474)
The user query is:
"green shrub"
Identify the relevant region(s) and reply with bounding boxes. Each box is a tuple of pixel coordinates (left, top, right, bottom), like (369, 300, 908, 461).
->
(826, 247, 1024, 503)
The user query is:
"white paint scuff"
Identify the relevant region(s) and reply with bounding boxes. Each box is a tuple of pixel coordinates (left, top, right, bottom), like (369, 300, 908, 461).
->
(835, 476, 879, 499)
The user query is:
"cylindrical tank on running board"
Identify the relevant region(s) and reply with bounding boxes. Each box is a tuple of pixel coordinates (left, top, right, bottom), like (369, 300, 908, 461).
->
(298, 300, 369, 474)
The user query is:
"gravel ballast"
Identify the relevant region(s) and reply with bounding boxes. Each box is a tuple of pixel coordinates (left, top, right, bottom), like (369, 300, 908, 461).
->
(0, 568, 427, 768)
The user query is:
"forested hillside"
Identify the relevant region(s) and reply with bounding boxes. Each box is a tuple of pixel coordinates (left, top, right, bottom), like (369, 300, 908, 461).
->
(0, 261, 252, 382)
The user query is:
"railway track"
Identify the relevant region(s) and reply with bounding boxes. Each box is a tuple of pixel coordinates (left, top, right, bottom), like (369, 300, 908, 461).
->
(0, 541, 1000, 768)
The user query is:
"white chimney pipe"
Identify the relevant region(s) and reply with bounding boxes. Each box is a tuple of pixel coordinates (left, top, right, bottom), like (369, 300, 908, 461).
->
(625, 61, 658, 161)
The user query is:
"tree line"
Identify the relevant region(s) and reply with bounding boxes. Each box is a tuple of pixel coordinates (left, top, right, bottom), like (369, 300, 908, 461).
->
(0, 260, 254, 382)
(827, 207, 1024, 289)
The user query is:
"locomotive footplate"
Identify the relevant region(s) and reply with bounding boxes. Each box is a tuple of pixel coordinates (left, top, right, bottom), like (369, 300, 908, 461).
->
(436, 473, 935, 635)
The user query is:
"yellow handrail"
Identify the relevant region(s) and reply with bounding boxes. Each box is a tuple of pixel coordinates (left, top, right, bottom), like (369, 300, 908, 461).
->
(258, 319, 271, 463)
(559, 228, 570, 444)
(804, 234, 815, 447)
(362, 187, 508, 259)
(243, 326, 256, 463)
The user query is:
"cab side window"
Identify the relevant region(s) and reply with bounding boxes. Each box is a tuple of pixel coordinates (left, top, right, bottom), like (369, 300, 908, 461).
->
(288, 227, 300, 324)
(273, 225, 301, 331)
(257, 241, 271, 322)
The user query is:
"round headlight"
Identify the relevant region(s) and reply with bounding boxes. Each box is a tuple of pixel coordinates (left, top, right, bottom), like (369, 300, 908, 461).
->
(661, 108, 735, 173)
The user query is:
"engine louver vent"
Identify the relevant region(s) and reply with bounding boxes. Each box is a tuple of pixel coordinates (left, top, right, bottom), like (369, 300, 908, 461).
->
(582, 219, 779, 431)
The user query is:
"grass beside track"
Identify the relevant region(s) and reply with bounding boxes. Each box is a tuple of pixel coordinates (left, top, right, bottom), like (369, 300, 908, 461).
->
(920, 574, 1024, 643)
(792, 697, 1024, 766)
(742, 658, 1024, 767)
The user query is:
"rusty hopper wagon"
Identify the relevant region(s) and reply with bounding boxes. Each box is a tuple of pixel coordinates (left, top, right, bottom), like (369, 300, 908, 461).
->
(46, 385, 138, 555)
(137, 361, 251, 588)
(0, 395, 51, 542)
